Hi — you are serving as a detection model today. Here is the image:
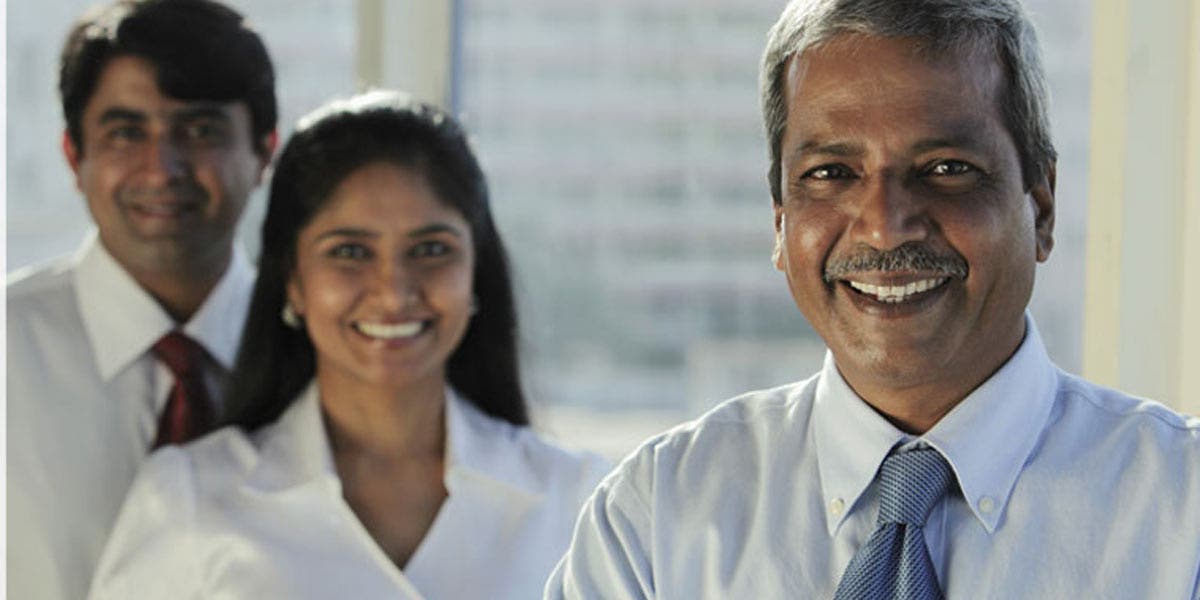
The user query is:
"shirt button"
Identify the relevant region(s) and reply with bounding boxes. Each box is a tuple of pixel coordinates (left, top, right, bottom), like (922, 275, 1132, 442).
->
(829, 498, 845, 516)
(978, 496, 996, 513)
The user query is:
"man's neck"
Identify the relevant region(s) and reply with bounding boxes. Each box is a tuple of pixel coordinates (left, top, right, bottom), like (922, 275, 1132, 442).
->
(119, 247, 233, 324)
(837, 326, 1028, 435)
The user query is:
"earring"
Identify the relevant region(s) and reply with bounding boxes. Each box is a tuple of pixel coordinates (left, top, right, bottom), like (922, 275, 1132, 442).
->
(281, 302, 302, 329)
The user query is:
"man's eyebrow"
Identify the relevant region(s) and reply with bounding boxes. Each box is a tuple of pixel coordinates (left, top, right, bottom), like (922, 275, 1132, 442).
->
(787, 140, 864, 164)
(911, 133, 988, 154)
(97, 108, 146, 125)
(171, 106, 232, 121)
(908, 118, 1000, 154)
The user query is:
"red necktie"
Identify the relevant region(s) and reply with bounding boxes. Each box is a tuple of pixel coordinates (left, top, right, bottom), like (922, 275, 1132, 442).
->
(151, 332, 214, 449)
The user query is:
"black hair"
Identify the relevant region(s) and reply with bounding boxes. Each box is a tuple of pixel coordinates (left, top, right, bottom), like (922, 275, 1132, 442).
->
(223, 91, 529, 430)
(59, 0, 277, 155)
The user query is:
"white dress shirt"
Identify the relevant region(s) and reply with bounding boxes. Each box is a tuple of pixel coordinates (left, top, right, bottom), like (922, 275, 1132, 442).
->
(6, 231, 255, 600)
(546, 317, 1200, 599)
(89, 383, 612, 600)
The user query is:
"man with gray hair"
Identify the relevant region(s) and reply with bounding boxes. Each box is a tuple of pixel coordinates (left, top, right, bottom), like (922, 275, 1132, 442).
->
(546, 0, 1200, 597)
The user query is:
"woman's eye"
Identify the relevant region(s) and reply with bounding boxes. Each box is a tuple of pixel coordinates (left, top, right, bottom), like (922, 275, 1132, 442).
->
(926, 160, 976, 177)
(801, 164, 855, 181)
(410, 240, 450, 259)
(328, 244, 371, 260)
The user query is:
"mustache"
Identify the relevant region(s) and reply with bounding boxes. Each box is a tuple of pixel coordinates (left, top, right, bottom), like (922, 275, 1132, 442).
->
(119, 180, 207, 204)
(823, 243, 967, 283)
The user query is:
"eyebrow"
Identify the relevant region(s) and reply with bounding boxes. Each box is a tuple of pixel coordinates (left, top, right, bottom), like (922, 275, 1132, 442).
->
(788, 140, 864, 164)
(97, 108, 146, 125)
(910, 132, 990, 155)
(312, 222, 465, 243)
(408, 223, 465, 238)
(171, 106, 232, 122)
(97, 104, 232, 125)
(786, 122, 993, 165)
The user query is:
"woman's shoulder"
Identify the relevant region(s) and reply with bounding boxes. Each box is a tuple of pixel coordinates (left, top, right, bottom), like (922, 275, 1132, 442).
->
(449, 395, 613, 498)
(139, 426, 261, 496)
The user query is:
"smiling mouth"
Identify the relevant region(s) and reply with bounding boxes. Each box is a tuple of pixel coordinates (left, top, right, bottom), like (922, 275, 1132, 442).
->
(353, 321, 426, 340)
(843, 276, 951, 304)
(131, 202, 199, 218)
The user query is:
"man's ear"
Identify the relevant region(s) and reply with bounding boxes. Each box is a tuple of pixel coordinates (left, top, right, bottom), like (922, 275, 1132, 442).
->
(62, 131, 83, 190)
(773, 203, 785, 271)
(255, 129, 279, 185)
(1031, 162, 1056, 263)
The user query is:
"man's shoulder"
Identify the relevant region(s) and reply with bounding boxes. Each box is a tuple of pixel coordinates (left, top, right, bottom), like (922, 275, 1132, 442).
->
(629, 375, 820, 464)
(6, 256, 86, 357)
(6, 256, 76, 305)
(1050, 371, 1200, 481)
(1057, 370, 1199, 438)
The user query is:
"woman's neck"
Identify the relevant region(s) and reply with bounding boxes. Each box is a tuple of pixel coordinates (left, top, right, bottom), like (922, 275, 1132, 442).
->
(317, 373, 447, 461)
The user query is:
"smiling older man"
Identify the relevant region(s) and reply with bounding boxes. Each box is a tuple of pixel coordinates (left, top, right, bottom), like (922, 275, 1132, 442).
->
(545, 0, 1200, 598)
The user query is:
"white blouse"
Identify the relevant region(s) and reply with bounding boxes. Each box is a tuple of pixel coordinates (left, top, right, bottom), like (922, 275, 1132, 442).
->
(89, 384, 611, 599)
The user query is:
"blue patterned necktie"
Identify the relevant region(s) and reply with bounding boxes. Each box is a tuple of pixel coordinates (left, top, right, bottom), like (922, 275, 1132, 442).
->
(833, 447, 956, 600)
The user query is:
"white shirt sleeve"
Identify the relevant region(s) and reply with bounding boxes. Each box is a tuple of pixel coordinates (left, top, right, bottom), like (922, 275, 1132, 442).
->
(545, 451, 658, 600)
(87, 447, 203, 600)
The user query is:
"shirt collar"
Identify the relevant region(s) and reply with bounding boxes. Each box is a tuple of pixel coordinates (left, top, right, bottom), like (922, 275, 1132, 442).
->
(181, 242, 255, 368)
(812, 349, 908, 537)
(813, 313, 1058, 536)
(247, 383, 544, 500)
(443, 387, 545, 500)
(248, 382, 335, 492)
(73, 230, 255, 380)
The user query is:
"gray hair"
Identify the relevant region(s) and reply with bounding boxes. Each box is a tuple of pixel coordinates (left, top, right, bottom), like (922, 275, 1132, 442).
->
(759, 0, 1056, 204)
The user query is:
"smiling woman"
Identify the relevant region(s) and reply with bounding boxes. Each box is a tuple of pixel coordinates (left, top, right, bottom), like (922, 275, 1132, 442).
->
(87, 91, 611, 600)
(288, 162, 476, 399)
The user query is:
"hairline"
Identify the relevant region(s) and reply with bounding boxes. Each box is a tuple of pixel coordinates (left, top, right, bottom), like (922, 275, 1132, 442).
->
(760, 2, 1055, 205)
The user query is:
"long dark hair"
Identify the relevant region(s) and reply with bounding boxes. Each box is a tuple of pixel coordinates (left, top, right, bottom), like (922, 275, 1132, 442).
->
(223, 91, 528, 430)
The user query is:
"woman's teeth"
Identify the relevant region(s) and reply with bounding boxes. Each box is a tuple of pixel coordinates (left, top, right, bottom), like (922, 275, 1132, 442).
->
(355, 321, 424, 339)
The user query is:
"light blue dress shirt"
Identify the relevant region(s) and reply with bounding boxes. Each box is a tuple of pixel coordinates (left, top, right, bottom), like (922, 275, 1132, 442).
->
(546, 317, 1200, 599)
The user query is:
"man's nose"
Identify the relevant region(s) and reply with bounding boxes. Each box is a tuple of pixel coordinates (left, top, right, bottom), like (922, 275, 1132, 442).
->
(142, 135, 188, 182)
(847, 174, 931, 251)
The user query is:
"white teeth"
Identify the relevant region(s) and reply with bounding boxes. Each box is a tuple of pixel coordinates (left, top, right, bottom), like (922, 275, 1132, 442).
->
(847, 277, 948, 303)
(356, 321, 423, 339)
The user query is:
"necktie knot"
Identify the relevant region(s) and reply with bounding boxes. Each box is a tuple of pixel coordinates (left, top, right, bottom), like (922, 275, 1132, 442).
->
(151, 331, 213, 448)
(876, 447, 954, 526)
(153, 331, 207, 379)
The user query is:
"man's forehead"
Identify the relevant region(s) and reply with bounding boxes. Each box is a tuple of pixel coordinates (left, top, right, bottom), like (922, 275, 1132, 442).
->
(786, 33, 1005, 97)
(781, 34, 1010, 146)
